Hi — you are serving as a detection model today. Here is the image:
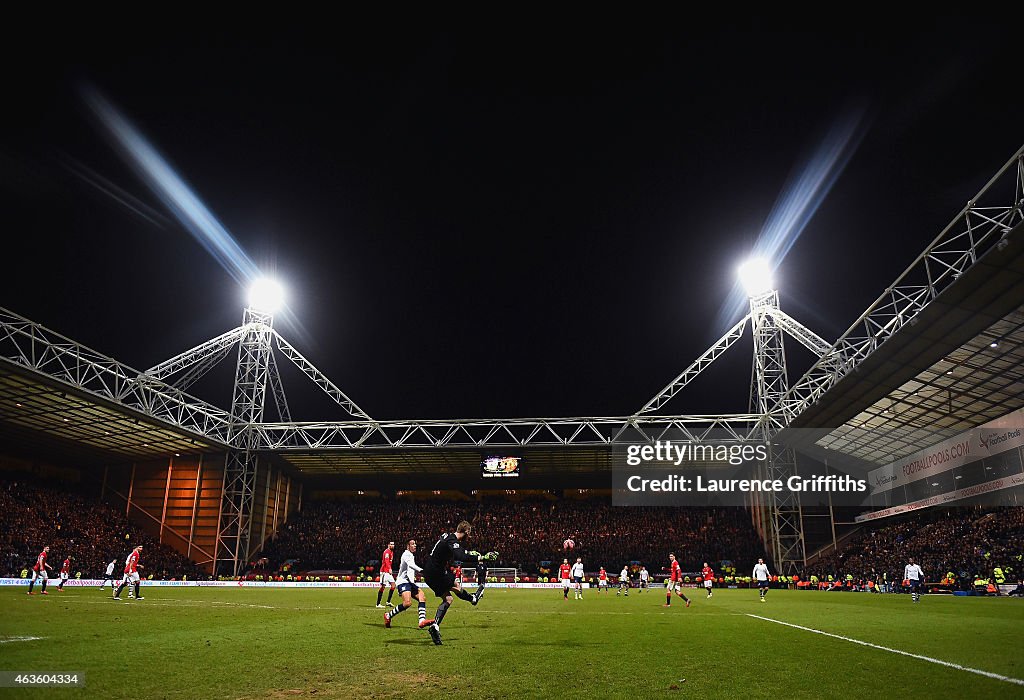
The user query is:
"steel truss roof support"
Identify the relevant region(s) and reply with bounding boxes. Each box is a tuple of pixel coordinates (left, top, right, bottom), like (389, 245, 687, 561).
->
(636, 316, 749, 415)
(272, 331, 371, 421)
(250, 414, 766, 450)
(0, 307, 231, 445)
(781, 144, 1024, 421)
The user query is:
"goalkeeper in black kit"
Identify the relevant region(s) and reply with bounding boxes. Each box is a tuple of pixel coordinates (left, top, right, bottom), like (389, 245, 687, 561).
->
(422, 520, 497, 645)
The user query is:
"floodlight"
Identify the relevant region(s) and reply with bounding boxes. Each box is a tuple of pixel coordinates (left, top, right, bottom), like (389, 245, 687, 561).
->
(738, 258, 774, 297)
(248, 278, 285, 313)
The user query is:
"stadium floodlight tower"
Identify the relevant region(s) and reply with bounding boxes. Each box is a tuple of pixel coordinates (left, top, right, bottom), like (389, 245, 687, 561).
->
(739, 258, 787, 420)
(218, 279, 283, 577)
(739, 258, 805, 574)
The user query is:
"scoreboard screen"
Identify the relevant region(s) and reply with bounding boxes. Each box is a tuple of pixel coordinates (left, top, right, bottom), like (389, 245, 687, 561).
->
(481, 455, 521, 478)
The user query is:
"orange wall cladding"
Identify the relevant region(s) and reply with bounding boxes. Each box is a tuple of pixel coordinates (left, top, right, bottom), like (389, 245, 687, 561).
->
(102, 454, 299, 573)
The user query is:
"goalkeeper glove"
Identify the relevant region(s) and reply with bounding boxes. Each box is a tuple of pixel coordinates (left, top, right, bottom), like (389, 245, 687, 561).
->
(482, 551, 499, 561)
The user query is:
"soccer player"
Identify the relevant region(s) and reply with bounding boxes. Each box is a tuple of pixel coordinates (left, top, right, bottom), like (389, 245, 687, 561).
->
(598, 566, 608, 594)
(701, 562, 715, 599)
(384, 539, 434, 630)
(27, 545, 52, 595)
(617, 565, 630, 596)
(422, 521, 497, 645)
(57, 555, 72, 591)
(753, 558, 771, 602)
(571, 557, 585, 600)
(639, 565, 649, 592)
(452, 564, 463, 586)
(100, 558, 117, 590)
(904, 558, 925, 603)
(376, 540, 397, 608)
(113, 545, 144, 601)
(664, 553, 691, 607)
(559, 558, 572, 601)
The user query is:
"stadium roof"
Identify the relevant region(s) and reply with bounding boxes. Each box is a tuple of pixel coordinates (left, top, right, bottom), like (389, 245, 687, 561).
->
(0, 363, 222, 465)
(787, 218, 1024, 465)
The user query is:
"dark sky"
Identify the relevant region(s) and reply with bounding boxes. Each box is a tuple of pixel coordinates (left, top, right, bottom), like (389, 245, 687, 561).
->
(2, 23, 1021, 422)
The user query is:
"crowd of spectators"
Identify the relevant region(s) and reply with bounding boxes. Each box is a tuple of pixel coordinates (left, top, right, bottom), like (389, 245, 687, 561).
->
(258, 498, 767, 575)
(804, 506, 1024, 586)
(0, 477, 207, 580)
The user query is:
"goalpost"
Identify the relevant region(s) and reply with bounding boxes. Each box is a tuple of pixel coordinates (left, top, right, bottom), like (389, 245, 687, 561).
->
(461, 567, 519, 586)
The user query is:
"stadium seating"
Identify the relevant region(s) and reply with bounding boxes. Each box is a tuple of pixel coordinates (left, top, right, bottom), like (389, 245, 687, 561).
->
(258, 499, 767, 575)
(803, 507, 1024, 589)
(1, 477, 208, 580)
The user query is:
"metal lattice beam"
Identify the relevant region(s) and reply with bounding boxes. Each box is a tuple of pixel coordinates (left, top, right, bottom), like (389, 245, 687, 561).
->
(0, 307, 231, 445)
(765, 307, 833, 358)
(250, 414, 765, 450)
(781, 144, 1024, 422)
(216, 309, 274, 577)
(266, 349, 292, 424)
(637, 316, 748, 415)
(144, 326, 246, 381)
(750, 291, 790, 416)
(273, 332, 372, 421)
(765, 444, 805, 574)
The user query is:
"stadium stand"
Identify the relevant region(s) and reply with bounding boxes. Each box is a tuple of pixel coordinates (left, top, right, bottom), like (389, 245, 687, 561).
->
(1, 477, 208, 580)
(804, 507, 1024, 589)
(257, 498, 766, 575)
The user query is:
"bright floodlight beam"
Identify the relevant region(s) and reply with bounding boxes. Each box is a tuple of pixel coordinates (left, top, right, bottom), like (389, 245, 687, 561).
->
(738, 258, 774, 297)
(249, 279, 285, 314)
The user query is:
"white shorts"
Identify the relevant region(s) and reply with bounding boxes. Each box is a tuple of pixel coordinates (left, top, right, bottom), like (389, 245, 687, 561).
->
(666, 579, 680, 592)
(31, 570, 48, 581)
(60, 572, 69, 581)
(599, 579, 607, 587)
(380, 572, 395, 586)
(123, 572, 140, 585)
(704, 579, 713, 589)
(561, 578, 570, 587)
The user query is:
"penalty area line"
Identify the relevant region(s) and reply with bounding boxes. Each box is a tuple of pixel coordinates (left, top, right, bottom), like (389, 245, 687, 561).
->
(746, 614, 1024, 687)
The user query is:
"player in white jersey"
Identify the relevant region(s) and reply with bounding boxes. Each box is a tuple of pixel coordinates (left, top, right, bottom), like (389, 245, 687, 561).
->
(100, 559, 117, 590)
(617, 566, 630, 596)
(904, 558, 925, 603)
(384, 540, 434, 630)
(571, 558, 585, 599)
(753, 558, 771, 602)
(638, 566, 649, 592)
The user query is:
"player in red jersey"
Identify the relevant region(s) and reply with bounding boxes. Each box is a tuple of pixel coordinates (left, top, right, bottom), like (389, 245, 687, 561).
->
(597, 566, 608, 594)
(376, 541, 397, 608)
(27, 546, 52, 595)
(559, 558, 572, 601)
(113, 545, 144, 601)
(664, 553, 691, 608)
(56, 556, 73, 591)
(701, 562, 715, 599)
(452, 564, 463, 585)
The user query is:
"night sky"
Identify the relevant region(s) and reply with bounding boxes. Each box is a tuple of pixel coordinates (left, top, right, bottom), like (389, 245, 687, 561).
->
(2, 23, 1021, 422)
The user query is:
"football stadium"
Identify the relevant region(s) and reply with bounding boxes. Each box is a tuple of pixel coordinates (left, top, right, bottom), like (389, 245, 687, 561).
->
(2, 25, 1023, 700)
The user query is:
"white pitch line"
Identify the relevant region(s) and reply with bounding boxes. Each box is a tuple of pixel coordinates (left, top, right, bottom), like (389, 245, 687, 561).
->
(746, 614, 1024, 687)
(0, 636, 44, 644)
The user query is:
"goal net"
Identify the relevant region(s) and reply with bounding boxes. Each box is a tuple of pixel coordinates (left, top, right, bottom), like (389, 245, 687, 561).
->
(461, 567, 519, 586)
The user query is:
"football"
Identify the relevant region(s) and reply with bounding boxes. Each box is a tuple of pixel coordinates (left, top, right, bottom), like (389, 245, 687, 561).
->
(563, 538, 575, 550)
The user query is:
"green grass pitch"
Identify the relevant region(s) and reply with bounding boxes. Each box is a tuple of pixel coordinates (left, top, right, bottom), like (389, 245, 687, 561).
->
(2, 586, 1022, 698)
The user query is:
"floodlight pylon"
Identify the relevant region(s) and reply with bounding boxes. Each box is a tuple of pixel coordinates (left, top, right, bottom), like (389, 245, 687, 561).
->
(216, 307, 274, 576)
